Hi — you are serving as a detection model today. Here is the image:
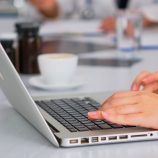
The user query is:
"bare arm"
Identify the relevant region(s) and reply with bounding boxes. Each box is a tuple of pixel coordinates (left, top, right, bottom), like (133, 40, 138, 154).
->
(29, 0, 59, 19)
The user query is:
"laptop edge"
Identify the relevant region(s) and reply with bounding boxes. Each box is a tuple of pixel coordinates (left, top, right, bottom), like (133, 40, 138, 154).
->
(0, 44, 59, 147)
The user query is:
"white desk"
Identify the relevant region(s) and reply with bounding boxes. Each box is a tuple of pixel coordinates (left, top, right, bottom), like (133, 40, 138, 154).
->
(1, 19, 158, 158)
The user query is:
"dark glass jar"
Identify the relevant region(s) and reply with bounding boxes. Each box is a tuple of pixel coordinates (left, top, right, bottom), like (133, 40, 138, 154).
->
(16, 22, 41, 74)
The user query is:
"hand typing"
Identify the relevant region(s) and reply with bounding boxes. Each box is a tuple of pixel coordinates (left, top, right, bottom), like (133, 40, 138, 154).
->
(88, 91, 158, 129)
(88, 71, 158, 129)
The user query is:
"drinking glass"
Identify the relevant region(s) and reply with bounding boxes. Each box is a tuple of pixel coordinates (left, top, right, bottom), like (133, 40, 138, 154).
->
(116, 10, 142, 59)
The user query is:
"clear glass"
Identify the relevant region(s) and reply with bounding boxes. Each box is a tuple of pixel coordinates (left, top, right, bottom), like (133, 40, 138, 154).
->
(81, 0, 95, 19)
(116, 10, 142, 59)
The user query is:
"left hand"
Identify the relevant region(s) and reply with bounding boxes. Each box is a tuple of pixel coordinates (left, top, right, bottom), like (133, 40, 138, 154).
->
(88, 91, 158, 129)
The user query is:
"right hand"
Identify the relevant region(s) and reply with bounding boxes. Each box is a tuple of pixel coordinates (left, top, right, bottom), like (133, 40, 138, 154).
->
(131, 71, 158, 93)
(100, 16, 156, 36)
(100, 16, 116, 33)
(100, 16, 134, 37)
(88, 91, 158, 130)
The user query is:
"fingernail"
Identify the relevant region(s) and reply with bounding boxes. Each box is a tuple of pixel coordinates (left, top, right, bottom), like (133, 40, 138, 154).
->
(101, 112, 109, 119)
(88, 112, 98, 118)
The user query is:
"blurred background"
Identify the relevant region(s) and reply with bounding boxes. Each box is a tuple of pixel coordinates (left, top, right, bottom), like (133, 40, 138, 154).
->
(0, 0, 158, 88)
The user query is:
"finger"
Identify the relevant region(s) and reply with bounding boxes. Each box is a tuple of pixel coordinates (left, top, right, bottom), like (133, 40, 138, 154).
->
(102, 112, 144, 126)
(99, 91, 140, 110)
(88, 111, 103, 120)
(131, 71, 151, 91)
(105, 104, 141, 115)
(100, 95, 139, 111)
(143, 72, 158, 85)
(106, 91, 140, 99)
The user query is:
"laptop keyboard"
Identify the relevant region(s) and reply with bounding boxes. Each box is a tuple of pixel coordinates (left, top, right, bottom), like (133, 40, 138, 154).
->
(35, 98, 134, 132)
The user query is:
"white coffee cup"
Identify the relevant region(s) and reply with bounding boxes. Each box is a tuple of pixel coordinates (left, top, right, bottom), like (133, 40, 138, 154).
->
(38, 53, 78, 85)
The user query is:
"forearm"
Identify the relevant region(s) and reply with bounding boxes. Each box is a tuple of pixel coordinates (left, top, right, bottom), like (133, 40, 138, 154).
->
(39, 1, 59, 19)
(29, 0, 59, 19)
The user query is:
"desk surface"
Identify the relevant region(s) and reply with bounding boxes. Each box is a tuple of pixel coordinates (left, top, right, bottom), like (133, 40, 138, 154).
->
(1, 19, 158, 158)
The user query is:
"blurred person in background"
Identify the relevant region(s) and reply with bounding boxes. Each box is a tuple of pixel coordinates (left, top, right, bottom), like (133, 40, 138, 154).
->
(28, 0, 155, 20)
(24, 0, 158, 31)
(28, 0, 116, 20)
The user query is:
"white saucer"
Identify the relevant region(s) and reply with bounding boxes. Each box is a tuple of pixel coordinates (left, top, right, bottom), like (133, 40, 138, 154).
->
(28, 75, 84, 90)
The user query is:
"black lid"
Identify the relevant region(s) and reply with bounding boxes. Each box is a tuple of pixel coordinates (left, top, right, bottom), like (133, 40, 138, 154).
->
(115, 0, 129, 10)
(15, 22, 40, 36)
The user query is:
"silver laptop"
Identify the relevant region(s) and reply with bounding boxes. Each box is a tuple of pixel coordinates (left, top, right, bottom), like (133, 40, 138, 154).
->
(0, 44, 158, 147)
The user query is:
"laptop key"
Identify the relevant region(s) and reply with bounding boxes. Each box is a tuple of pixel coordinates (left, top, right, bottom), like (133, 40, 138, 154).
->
(69, 128, 78, 132)
(78, 127, 89, 132)
(110, 124, 124, 128)
(89, 126, 102, 131)
(98, 124, 112, 129)
(94, 121, 107, 125)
